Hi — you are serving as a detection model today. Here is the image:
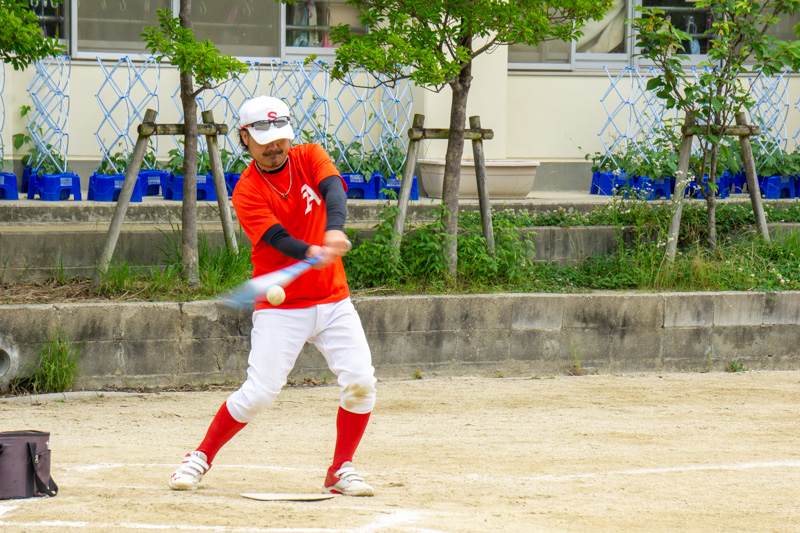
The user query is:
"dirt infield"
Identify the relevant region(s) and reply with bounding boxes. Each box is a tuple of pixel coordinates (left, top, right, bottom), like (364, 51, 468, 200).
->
(1, 372, 799, 532)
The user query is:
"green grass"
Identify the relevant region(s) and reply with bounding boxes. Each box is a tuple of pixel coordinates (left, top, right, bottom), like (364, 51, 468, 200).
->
(11, 329, 82, 394)
(76, 197, 800, 301)
(726, 361, 748, 373)
(96, 230, 252, 301)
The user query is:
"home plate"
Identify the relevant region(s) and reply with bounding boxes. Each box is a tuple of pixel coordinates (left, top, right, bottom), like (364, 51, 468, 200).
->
(241, 493, 336, 502)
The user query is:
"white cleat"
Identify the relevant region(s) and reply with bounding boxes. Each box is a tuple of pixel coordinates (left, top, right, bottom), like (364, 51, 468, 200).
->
(323, 462, 374, 497)
(169, 451, 209, 491)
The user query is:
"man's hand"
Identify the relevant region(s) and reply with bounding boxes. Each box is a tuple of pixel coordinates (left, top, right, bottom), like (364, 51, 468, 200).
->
(307, 230, 351, 269)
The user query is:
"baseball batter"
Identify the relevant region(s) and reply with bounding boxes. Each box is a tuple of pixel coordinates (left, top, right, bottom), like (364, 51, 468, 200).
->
(168, 95, 377, 497)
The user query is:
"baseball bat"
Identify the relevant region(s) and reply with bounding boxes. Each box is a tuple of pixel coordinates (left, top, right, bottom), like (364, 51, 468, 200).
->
(219, 254, 324, 309)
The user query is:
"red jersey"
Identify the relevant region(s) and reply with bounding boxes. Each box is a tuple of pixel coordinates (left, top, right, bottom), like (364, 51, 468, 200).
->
(232, 143, 350, 310)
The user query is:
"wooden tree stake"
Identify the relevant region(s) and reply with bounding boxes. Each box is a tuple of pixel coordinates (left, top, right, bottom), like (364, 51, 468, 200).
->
(391, 114, 424, 249)
(391, 114, 494, 254)
(202, 109, 238, 252)
(735, 112, 770, 242)
(92, 109, 238, 290)
(91, 109, 158, 290)
(469, 116, 495, 255)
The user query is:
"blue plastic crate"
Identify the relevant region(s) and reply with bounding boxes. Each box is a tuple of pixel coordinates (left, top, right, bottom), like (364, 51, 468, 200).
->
(760, 174, 796, 200)
(637, 175, 671, 201)
(377, 173, 419, 200)
(88, 173, 142, 202)
(226, 173, 241, 196)
(341, 173, 378, 200)
(21, 166, 36, 194)
(590, 170, 633, 195)
(163, 173, 218, 201)
(138, 169, 169, 196)
(684, 175, 729, 200)
(0, 172, 19, 200)
(723, 169, 746, 194)
(27, 172, 82, 201)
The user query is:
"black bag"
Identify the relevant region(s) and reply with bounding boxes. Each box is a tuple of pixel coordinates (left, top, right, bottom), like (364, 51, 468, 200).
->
(0, 430, 58, 500)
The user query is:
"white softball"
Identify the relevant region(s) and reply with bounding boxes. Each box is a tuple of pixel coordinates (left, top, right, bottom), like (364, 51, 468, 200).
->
(266, 285, 286, 306)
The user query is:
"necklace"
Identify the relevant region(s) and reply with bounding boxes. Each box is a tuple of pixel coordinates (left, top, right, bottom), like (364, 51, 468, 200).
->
(254, 158, 292, 199)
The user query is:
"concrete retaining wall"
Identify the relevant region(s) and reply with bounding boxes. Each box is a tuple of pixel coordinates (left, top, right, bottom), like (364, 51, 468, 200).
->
(0, 198, 622, 282)
(0, 225, 631, 281)
(1, 291, 798, 392)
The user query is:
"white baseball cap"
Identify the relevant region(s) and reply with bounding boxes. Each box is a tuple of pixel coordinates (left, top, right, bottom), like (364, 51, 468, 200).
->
(239, 96, 295, 145)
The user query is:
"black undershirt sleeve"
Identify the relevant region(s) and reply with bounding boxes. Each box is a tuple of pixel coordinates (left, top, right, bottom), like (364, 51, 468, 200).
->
(318, 175, 347, 231)
(260, 175, 347, 260)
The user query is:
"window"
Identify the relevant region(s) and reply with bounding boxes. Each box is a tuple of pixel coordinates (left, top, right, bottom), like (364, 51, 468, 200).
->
(763, 8, 800, 41)
(642, 0, 714, 55)
(509, 1, 800, 71)
(75, 1, 279, 58)
(192, 1, 281, 59)
(285, 0, 366, 53)
(27, 0, 69, 43)
(77, 0, 169, 54)
(509, 0, 630, 70)
(50, 0, 364, 60)
(641, 1, 800, 60)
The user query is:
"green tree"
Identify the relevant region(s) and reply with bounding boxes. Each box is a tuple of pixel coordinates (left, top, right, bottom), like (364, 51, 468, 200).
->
(0, 0, 65, 70)
(630, 1, 800, 261)
(141, 1, 247, 286)
(319, 0, 614, 277)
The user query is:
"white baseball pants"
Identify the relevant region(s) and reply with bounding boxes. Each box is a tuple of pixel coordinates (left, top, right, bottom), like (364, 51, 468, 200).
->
(226, 297, 376, 423)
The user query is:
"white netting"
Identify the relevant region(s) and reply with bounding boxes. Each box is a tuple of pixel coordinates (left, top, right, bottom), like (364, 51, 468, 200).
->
(27, 55, 71, 173)
(95, 56, 160, 173)
(167, 61, 414, 176)
(598, 67, 791, 172)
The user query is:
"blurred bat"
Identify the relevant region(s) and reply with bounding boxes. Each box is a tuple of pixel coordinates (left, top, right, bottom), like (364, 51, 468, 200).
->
(219, 254, 323, 309)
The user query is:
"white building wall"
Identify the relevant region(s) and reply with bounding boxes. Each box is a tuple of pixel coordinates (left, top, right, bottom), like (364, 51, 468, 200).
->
(4, 55, 800, 192)
(412, 43, 509, 162)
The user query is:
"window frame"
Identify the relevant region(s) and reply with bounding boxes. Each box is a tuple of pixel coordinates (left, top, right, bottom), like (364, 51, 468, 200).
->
(65, 1, 358, 62)
(508, 1, 636, 72)
(507, 1, 744, 72)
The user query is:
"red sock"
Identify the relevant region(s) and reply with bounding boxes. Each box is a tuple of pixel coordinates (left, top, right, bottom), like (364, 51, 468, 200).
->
(196, 401, 247, 465)
(325, 407, 371, 486)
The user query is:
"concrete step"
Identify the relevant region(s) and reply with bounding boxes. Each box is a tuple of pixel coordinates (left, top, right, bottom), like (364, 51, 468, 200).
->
(0, 193, 615, 226)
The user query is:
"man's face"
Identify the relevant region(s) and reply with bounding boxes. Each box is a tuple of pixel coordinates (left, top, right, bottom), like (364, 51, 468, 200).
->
(242, 130, 291, 171)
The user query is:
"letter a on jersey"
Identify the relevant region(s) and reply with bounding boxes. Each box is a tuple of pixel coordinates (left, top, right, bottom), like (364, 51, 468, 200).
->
(301, 184, 322, 214)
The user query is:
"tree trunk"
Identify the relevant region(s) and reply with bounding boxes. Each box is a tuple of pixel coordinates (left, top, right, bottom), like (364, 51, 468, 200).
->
(441, 52, 472, 279)
(179, 0, 199, 287)
(665, 111, 696, 264)
(706, 145, 718, 251)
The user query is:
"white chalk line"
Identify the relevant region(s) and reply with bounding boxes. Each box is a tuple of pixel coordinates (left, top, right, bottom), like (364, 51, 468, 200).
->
(353, 510, 424, 533)
(70, 463, 326, 473)
(0, 509, 429, 533)
(513, 459, 800, 483)
(69, 459, 800, 486)
(2, 464, 430, 533)
(0, 520, 336, 532)
(0, 504, 19, 519)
